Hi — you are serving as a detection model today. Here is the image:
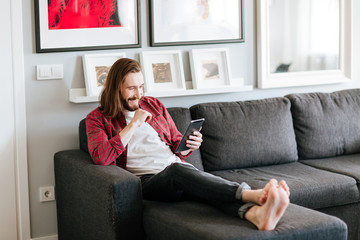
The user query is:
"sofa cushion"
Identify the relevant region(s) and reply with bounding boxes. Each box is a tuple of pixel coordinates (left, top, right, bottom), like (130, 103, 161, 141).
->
(300, 153, 360, 185)
(318, 202, 360, 240)
(167, 107, 204, 171)
(190, 98, 298, 171)
(286, 89, 360, 159)
(210, 162, 359, 209)
(143, 201, 347, 240)
(79, 119, 89, 153)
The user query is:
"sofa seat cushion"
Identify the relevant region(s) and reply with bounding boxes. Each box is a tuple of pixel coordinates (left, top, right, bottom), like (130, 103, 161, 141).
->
(300, 153, 360, 185)
(143, 201, 347, 240)
(210, 162, 359, 209)
(286, 89, 360, 159)
(190, 97, 298, 171)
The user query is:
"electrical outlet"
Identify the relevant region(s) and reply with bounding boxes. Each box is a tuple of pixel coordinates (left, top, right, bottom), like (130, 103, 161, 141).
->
(40, 186, 55, 202)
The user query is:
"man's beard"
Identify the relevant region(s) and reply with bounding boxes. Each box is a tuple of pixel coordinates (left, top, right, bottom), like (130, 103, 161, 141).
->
(121, 96, 141, 111)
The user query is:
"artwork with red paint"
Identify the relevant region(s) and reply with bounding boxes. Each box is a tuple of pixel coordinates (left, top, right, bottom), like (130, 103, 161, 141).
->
(48, 0, 122, 30)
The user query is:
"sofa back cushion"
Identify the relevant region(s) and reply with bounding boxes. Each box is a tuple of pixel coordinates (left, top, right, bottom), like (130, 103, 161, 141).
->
(286, 89, 360, 159)
(78, 108, 204, 171)
(190, 98, 298, 171)
(79, 119, 89, 153)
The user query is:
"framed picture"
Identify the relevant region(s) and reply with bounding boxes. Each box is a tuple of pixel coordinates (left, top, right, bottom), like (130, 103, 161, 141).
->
(189, 48, 232, 89)
(149, 0, 243, 46)
(140, 51, 186, 93)
(82, 52, 126, 97)
(34, 0, 140, 53)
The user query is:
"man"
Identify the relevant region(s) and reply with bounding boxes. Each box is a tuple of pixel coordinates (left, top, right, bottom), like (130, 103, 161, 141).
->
(86, 58, 290, 231)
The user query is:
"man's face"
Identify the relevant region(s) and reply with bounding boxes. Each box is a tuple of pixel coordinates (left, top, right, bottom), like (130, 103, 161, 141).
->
(120, 72, 145, 111)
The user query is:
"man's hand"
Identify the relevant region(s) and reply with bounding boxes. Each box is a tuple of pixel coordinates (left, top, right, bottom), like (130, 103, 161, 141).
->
(120, 109, 152, 146)
(180, 130, 203, 156)
(132, 109, 152, 127)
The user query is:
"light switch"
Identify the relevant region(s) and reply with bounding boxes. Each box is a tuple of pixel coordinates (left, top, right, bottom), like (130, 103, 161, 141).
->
(39, 66, 51, 78)
(37, 64, 64, 80)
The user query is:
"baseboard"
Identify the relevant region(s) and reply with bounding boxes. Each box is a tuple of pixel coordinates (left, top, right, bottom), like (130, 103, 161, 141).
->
(31, 235, 58, 240)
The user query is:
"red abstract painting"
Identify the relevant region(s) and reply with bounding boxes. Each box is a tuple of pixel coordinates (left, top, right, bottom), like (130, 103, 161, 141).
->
(48, 0, 122, 30)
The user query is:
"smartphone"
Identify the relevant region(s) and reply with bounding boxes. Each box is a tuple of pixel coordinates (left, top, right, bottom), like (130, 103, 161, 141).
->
(175, 118, 205, 153)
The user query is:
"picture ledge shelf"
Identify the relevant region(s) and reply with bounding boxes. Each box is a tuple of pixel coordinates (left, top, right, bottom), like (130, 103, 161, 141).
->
(69, 82, 253, 103)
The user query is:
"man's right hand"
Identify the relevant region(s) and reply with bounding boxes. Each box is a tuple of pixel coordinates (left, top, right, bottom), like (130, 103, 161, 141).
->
(132, 109, 152, 127)
(120, 109, 152, 146)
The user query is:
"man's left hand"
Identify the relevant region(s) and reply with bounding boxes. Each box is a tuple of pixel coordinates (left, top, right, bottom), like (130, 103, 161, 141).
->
(180, 130, 203, 156)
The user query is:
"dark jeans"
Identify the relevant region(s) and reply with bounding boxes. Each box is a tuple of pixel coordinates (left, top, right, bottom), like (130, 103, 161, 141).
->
(140, 162, 255, 218)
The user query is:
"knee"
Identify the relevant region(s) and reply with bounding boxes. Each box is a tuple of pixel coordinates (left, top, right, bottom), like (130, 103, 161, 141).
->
(167, 162, 196, 174)
(167, 162, 183, 173)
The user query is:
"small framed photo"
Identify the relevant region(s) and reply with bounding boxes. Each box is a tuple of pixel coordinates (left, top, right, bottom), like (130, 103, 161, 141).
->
(140, 51, 186, 93)
(82, 52, 126, 97)
(189, 48, 232, 89)
(149, 0, 243, 46)
(34, 0, 140, 53)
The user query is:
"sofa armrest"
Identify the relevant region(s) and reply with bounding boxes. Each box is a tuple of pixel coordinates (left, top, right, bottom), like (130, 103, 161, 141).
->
(54, 150, 145, 240)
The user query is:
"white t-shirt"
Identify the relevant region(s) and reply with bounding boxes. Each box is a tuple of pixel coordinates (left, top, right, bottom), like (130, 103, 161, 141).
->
(124, 111, 183, 176)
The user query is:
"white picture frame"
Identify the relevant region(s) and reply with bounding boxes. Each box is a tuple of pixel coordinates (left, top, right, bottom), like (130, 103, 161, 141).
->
(257, 0, 351, 88)
(189, 48, 232, 89)
(82, 52, 126, 97)
(140, 51, 186, 93)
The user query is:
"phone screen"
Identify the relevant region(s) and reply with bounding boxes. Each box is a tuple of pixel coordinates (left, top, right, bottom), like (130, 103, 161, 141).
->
(175, 118, 205, 153)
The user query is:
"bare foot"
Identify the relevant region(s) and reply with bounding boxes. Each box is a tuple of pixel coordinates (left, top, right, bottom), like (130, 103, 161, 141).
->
(278, 180, 290, 197)
(245, 186, 289, 231)
(259, 179, 278, 205)
(242, 179, 278, 205)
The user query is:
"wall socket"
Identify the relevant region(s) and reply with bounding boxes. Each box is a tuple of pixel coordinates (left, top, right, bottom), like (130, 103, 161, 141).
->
(40, 186, 55, 202)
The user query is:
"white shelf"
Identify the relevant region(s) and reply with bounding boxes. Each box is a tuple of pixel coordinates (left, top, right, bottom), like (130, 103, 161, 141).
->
(69, 88, 98, 103)
(69, 84, 253, 103)
(147, 85, 253, 98)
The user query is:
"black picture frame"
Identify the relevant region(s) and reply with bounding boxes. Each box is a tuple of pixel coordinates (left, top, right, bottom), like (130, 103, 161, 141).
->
(34, 0, 141, 53)
(149, 0, 244, 47)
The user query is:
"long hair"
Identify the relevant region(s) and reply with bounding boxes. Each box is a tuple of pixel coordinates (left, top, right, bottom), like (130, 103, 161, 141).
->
(99, 58, 142, 118)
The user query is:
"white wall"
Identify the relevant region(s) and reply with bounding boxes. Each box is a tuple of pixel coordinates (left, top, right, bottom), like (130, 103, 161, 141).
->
(1, 0, 30, 239)
(0, 0, 18, 239)
(22, 0, 360, 238)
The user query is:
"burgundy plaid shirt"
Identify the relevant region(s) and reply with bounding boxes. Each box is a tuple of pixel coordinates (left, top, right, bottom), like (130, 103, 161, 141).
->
(86, 96, 189, 169)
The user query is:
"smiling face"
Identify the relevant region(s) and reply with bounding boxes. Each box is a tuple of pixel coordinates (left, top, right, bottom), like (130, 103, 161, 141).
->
(120, 71, 145, 111)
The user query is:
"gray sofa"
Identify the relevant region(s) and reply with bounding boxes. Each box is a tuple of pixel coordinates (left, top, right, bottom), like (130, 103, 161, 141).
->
(54, 88, 360, 240)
